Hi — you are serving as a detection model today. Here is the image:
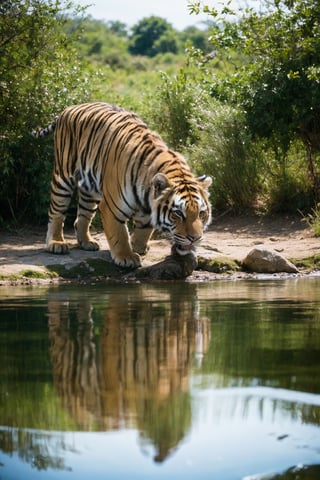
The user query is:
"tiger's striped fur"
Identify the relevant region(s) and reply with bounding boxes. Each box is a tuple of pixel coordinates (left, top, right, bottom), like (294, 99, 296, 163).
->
(35, 102, 212, 267)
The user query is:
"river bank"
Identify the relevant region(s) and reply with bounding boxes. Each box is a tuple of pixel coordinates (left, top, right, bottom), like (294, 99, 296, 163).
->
(1, 214, 319, 284)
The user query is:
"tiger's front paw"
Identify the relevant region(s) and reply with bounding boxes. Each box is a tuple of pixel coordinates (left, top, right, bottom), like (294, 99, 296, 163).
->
(132, 243, 150, 255)
(78, 240, 100, 251)
(130, 227, 153, 256)
(112, 251, 141, 268)
(46, 241, 69, 254)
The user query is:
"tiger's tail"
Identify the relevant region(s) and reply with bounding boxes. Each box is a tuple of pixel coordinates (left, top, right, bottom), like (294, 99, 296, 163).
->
(32, 116, 59, 138)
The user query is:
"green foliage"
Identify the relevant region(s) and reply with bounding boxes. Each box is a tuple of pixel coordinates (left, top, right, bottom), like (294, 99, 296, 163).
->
(188, 102, 262, 211)
(0, 0, 95, 224)
(4, 0, 320, 225)
(146, 68, 204, 150)
(153, 29, 179, 55)
(262, 140, 313, 212)
(129, 16, 178, 57)
(73, 17, 130, 68)
(303, 203, 320, 237)
(205, 0, 320, 142)
(189, 0, 320, 208)
(180, 26, 213, 53)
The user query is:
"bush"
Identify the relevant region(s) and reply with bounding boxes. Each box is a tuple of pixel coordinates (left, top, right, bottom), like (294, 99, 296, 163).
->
(304, 204, 320, 237)
(0, 1, 93, 225)
(192, 0, 320, 202)
(146, 70, 203, 150)
(188, 102, 262, 211)
(264, 140, 314, 212)
(144, 68, 262, 212)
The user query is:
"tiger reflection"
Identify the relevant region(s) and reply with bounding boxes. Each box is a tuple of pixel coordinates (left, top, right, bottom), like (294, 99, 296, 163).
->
(48, 299, 101, 429)
(48, 285, 210, 461)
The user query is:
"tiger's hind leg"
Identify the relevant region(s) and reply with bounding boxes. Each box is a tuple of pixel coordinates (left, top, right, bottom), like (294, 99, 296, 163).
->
(74, 188, 100, 251)
(46, 176, 74, 254)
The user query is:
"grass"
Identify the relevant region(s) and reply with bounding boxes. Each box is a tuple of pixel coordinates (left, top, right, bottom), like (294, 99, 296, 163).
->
(301, 203, 320, 237)
(290, 254, 320, 270)
(0, 269, 59, 283)
(20, 269, 59, 279)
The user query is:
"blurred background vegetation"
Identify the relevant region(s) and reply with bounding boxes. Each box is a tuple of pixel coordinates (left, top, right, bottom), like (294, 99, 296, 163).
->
(1, 0, 320, 228)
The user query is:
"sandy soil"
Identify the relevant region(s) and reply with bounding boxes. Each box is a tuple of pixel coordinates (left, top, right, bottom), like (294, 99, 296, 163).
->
(0, 214, 319, 282)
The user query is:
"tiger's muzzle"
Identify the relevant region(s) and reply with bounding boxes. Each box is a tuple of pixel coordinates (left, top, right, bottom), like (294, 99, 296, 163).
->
(172, 233, 203, 256)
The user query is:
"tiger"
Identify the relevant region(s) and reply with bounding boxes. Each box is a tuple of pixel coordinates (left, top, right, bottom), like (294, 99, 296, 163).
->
(33, 102, 212, 268)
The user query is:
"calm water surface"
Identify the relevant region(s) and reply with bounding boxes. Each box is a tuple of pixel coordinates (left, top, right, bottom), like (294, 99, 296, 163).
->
(0, 278, 320, 480)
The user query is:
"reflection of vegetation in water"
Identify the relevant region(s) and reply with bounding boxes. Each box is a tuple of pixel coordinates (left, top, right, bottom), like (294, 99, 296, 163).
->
(0, 301, 75, 430)
(200, 300, 320, 391)
(256, 463, 320, 480)
(196, 299, 320, 426)
(0, 300, 76, 471)
(0, 428, 72, 473)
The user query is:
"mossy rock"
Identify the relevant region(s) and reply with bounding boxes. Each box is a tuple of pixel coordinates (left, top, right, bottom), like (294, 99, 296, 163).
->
(0, 268, 59, 284)
(20, 269, 59, 280)
(47, 258, 123, 279)
(197, 256, 241, 274)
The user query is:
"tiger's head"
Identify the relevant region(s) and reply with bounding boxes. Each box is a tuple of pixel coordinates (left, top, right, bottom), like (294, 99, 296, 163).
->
(151, 172, 212, 256)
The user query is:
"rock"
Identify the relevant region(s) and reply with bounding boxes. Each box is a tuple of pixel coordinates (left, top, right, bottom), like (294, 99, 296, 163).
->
(242, 246, 298, 273)
(133, 252, 198, 280)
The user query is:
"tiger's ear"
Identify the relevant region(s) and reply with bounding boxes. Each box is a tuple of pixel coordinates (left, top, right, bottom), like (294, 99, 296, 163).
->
(197, 175, 212, 191)
(152, 173, 171, 198)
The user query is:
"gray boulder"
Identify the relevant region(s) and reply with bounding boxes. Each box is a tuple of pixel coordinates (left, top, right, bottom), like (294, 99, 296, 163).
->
(242, 246, 298, 273)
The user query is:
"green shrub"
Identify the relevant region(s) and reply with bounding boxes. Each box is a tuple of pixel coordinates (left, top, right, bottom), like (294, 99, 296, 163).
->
(0, 1, 94, 225)
(147, 70, 203, 150)
(188, 102, 262, 211)
(192, 0, 320, 201)
(305, 204, 320, 237)
(263, 141, 314, 212)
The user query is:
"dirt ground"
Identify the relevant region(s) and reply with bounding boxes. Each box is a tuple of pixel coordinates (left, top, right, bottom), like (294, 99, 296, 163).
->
(0, 214, 319, 283)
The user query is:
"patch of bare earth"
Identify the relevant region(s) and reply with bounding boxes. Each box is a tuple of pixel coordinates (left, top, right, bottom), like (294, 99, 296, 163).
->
(0, 214, 319, 283)
(198, 214, 319, 261)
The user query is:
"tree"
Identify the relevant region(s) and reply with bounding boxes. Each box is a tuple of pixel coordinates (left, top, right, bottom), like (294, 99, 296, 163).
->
(128, 16, 176, 57)
(106, 20, 128, 37)
(71, 17, 129, 68)
(181, 26, 212, 53)
(190, 0, 320, 198)
(0, 0, 91, 223)
(153, 30, 178, 55)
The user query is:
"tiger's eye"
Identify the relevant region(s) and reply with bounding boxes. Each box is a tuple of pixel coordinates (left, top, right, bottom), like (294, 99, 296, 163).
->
(199, 210, 207, 221)
(173, 209, 183, 219)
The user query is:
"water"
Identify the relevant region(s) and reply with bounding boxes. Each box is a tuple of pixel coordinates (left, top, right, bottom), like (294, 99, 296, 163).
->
(0, 279, 320, 480)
